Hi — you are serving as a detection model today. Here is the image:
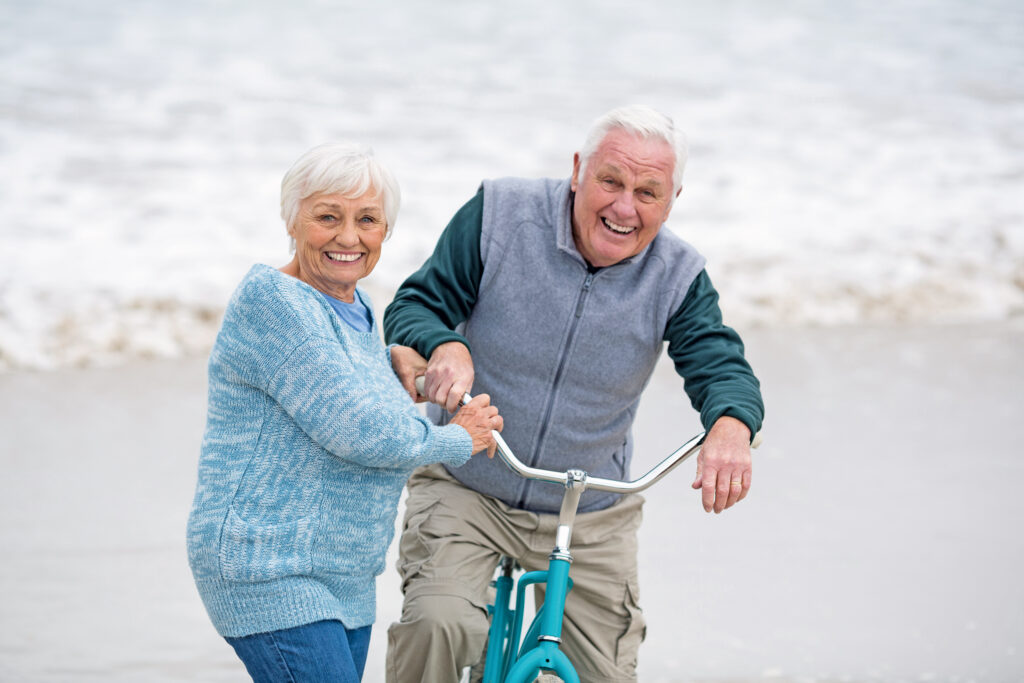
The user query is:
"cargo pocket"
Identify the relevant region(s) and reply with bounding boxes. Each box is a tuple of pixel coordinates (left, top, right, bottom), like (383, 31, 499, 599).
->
(395, 492, 443, 588)
(218, 508, 315, 582)
(615, 578, 646, 668)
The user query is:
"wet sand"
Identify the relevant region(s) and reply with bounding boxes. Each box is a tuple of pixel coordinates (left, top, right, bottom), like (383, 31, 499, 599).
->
(1, 323, 1021, 682)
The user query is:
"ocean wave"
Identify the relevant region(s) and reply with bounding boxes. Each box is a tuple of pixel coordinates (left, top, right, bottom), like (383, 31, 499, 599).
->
(2, 249, 1020, 372)
(2, 0, 1022, 371)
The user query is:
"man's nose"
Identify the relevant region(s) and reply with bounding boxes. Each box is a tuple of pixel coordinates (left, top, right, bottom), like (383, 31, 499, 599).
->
(612, 189, 637, 216)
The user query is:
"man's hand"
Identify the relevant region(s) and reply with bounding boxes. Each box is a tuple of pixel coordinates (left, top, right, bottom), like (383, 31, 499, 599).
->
(424, 341, 475, 413)
(389, 345, 428, 403)
(691, 416, 752, 513)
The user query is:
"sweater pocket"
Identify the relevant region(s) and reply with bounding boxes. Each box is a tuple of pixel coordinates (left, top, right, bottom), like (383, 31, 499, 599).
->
(218, 507, 316, 582)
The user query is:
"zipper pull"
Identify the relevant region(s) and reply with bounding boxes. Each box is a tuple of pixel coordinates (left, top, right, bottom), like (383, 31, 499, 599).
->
(574, 273, 594, 318)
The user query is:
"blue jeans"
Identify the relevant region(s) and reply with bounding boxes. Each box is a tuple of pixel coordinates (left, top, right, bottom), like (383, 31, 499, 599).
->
(225, 620, 371, 682)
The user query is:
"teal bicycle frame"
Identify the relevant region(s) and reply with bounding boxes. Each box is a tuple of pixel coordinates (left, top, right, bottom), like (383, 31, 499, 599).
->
(478, 425, 710, 682)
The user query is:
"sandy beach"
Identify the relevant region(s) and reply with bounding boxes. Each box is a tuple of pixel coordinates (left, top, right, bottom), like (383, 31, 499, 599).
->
(1, 322, 1021, 682)
(2, 0, 1021, 680)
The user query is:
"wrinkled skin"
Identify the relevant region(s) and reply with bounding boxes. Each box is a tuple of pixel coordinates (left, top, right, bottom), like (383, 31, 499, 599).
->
(389, 343, 502, 458)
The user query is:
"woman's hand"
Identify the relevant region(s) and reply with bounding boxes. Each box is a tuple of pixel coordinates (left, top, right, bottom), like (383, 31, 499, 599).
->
(449, 394, 503, 458)
(389, 345, 428, 403)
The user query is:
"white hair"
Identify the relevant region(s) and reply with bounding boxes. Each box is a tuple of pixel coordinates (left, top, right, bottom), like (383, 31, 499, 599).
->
(577, 105, 688, 196)
(280, 142, 401, 250)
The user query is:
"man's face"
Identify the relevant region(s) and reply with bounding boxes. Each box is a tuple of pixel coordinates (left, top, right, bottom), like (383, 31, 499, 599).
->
(570, 128, 679, 267)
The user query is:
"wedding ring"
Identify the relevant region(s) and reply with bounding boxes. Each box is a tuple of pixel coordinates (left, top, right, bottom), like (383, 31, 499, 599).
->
(730, 480, 742, 487)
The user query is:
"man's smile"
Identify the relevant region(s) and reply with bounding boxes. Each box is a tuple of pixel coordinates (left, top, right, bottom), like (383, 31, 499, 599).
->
(602, 218, 637, 235)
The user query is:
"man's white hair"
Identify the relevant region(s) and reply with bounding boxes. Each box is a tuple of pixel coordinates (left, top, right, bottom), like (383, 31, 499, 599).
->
(280, 142, 401, 250)
(577, 105, 688, 196)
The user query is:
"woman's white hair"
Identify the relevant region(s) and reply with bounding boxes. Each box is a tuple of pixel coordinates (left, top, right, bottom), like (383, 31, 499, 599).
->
(577, 105, 688, 197)
(280, 142, 401, 250)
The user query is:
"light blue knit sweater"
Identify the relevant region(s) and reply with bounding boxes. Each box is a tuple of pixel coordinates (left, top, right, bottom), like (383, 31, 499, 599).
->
(186, 264, 472, 637)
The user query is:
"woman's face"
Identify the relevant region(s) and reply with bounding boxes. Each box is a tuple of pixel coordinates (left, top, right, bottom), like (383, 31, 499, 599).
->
(287, 190, 387, 302)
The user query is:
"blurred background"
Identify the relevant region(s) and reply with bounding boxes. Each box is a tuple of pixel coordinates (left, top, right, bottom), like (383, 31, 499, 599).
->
(1, 0, 1020, 371)
(1, 0, 1021, 681)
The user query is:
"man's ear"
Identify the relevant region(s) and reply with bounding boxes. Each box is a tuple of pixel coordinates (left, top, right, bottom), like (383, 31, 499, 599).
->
(571, 152, 581, 192)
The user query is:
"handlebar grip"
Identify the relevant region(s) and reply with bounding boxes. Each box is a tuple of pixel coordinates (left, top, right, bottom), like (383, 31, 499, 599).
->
(413, 375, 472, 407)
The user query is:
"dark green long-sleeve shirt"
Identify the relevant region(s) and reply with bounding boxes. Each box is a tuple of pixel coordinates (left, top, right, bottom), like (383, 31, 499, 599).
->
(384, 189, 764, 440)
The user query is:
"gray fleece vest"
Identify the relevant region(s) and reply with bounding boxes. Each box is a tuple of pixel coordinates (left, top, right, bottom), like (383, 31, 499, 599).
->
(434, 177, 706, 513)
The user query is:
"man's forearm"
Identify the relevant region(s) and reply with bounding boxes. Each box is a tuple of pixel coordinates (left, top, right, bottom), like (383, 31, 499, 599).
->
(383, 190, 486, 357)
(664, 270, 765, 437)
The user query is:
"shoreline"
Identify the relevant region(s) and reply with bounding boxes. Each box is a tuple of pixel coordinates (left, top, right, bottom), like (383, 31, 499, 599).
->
(1, 322, 1021, 681)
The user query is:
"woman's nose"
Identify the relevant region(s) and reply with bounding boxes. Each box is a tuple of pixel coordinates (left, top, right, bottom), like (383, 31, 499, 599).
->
(334, 221, 359, 246)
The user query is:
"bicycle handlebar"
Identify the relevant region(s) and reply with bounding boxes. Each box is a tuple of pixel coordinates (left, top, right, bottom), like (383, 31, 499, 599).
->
(493, 425, 706, 493)
(416, 377, 761, 494)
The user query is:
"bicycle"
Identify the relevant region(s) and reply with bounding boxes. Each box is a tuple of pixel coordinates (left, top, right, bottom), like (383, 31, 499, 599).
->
(416, 378, 760, 683)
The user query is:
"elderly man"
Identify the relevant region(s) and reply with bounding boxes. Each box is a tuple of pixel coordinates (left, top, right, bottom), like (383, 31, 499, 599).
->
(384, 105, 764, 682)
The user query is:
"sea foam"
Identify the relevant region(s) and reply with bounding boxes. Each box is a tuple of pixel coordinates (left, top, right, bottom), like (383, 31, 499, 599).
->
(1, 0, 1021, 370)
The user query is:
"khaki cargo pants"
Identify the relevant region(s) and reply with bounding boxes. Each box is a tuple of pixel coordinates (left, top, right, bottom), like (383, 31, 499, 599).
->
(385, 464, 646, 683)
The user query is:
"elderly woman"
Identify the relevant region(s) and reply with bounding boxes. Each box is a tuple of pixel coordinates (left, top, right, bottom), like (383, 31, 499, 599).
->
(186, 143, 502, 682)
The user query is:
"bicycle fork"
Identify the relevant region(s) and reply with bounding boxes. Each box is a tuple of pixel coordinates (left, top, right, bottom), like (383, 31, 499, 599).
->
(487, 470, 588, 683)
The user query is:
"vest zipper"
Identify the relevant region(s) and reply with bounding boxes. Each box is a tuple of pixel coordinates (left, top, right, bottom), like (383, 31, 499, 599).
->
(516, 270, 595, 508)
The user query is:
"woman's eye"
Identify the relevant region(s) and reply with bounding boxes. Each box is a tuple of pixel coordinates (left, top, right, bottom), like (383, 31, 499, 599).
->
(318, 214, 337, 222)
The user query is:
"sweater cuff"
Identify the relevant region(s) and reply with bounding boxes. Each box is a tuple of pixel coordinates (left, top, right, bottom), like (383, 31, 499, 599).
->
(436, 422, 475, 467)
